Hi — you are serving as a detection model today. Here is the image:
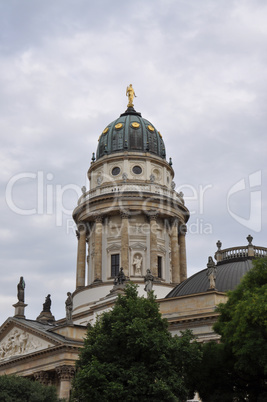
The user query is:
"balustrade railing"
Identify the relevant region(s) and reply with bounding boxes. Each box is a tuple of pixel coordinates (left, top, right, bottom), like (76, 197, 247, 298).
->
(77, 183, 183, 205)
(215, 244, 267, 262)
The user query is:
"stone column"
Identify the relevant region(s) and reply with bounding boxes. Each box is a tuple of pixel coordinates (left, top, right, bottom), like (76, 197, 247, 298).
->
(121, 212, 129, 277)
(149, 214, 158, 277)
(94, 216, 103, 282)
(76, 225, 86, 289)
(171, 219, 180, 283)
(179, 224, 187, 282)
(56, 365, 75, 401)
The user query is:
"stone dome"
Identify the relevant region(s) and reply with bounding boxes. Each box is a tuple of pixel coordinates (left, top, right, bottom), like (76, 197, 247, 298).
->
(165, 259, 253, 298)
(165, 236, 267, 298)
(96, 107, 166, 160)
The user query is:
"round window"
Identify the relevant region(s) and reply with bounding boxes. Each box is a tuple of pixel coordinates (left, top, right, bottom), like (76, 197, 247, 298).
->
(132, 165, 142, 175)
(112, 167, 121, 176)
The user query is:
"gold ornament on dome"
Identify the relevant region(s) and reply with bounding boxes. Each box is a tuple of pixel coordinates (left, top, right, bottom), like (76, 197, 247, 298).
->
(131, 122, 140, 128)
(126, 84, 136, 108)
(147, 125, 155, 132)
(102, 127, 109, 134)
(158, 131, 162, 138)
(115, 123, 123, 129)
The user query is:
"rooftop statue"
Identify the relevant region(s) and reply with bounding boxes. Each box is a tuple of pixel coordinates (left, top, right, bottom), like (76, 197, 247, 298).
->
(126, 84, 136, 108)
(206, 256, 217, 289)
(43, 294, 52, 313)
(17, 277, 25, 303)
(65, 292, 73, 323)
(114, 267, 126, 286)
(144, 269, 154, 295)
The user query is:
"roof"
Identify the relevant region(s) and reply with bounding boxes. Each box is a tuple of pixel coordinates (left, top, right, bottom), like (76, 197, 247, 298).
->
(96, 107, 166, 159)
(166, 259, 253, 298)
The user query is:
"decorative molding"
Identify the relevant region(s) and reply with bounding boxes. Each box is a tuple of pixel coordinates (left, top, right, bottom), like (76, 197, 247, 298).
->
(34, 371, 51, 385)
(157, 245, 166, 255)
(129, 242, 147, 251)
(95, 215, 103, 223)
(106, 243, 121, 252)
(56, 365, 75, 381)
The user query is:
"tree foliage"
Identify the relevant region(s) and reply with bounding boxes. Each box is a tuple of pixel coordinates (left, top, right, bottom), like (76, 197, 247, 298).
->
(197, 258, 267, 402)
(72, 283, 201, 402)
(0, 374, 60, 402)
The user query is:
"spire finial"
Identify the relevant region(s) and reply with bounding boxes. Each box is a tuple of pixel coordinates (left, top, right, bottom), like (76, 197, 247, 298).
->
(126, 84, 136, 108)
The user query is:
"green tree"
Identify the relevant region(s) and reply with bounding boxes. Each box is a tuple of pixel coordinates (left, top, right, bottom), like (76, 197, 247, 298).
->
(0, 374, 60, 402)
(72, 283, 201, 402)
(197, 258, 267, 402)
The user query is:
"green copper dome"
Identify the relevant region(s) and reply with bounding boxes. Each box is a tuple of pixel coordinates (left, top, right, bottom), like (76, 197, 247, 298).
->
(96, 107, 166, 160)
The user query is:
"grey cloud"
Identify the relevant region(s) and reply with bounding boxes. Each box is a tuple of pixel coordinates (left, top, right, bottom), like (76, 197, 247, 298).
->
(0, 0, 266, 323)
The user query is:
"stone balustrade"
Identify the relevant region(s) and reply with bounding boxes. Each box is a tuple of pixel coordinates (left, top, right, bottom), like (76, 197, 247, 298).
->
(77, 183, 184, 205)
(215, 240, 267, 263)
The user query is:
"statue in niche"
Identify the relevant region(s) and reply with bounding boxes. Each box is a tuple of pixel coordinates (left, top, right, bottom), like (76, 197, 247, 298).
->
(17, 277, 25, 303)
(133, 255, 143, 275)
(97, 176, 103, 185)
(150, 174, 155, 183)
(144, 269, 154, 294)
(43, 294, 52, 312)
(65, 292, 73, 323)
(207, 256, 217, 289)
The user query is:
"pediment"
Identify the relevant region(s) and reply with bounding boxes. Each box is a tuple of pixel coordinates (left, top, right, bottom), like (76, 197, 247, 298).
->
(106, 243, 121, 252)
(129, 242, 147, 251)
(0, 319, 59, 362)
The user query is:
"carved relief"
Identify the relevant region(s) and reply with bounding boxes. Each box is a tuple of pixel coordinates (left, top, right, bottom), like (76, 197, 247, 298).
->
(0, 328, 52, 360)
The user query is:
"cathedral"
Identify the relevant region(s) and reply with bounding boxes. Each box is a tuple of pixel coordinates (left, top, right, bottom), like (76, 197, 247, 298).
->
(0, 87, 266, 400)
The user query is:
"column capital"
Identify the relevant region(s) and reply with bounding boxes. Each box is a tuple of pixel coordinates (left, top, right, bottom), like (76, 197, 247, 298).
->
(77, 222, 88, 235)
(34, 371, 50, 385)
(178, 223, 187, 235)
(148, 210, 158, 221)
(56, 365, 75, 381)
(95, 215, 103, 223)
(120, 210, 130, 219)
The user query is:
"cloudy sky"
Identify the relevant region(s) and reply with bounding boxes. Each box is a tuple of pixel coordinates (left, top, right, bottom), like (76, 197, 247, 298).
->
(0, 0, 266, 323)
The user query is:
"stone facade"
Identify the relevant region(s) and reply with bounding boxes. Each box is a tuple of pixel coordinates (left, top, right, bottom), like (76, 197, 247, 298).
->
(1, 98, 265, 401)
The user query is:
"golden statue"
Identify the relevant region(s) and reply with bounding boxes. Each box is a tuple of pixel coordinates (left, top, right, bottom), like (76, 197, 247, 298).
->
(126, 84, 136, 107)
